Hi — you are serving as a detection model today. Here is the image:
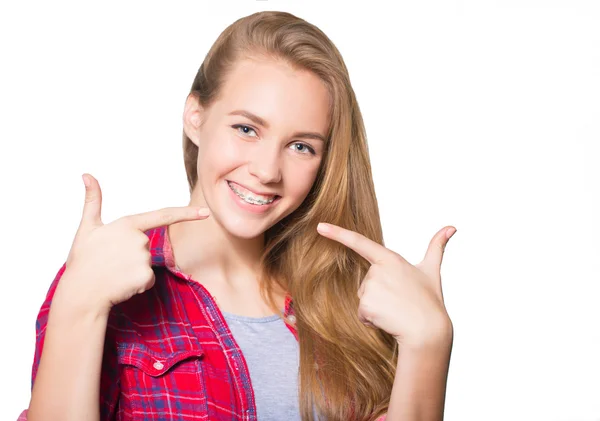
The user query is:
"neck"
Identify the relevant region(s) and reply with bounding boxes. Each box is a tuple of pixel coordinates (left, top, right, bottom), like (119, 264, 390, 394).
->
(167, 193, 265, 290)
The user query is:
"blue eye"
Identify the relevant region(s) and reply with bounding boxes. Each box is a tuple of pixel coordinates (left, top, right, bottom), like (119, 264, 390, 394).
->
(291, 143, 316, 155)
(232, 124, 316, 156)
(232, 124, 257, 137)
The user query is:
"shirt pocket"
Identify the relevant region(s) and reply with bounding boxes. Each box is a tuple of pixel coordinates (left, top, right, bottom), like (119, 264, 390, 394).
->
(116, 343, 208, 420)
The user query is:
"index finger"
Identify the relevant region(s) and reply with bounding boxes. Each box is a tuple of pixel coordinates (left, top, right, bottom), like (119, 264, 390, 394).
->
(316, 222, 391, 265)
(127, 206, 210, 231)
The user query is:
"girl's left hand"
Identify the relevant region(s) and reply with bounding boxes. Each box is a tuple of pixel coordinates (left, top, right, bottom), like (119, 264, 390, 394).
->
(316, 223, 456, 349)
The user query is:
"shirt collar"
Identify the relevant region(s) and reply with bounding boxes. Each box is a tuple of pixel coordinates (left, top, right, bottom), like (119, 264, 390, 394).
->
(144, 225, 295, 317)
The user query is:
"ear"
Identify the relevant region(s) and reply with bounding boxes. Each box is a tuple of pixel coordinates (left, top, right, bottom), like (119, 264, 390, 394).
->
(183, 92, 204, 147)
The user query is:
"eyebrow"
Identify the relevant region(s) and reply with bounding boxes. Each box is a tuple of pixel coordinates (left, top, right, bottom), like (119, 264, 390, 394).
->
(228, 109, 326, 142)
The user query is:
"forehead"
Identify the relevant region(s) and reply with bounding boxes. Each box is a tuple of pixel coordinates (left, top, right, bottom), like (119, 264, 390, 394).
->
(216, 58, 331, 135)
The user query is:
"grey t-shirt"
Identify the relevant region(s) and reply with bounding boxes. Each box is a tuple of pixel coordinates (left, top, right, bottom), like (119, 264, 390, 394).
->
(221, 310, 304, 420)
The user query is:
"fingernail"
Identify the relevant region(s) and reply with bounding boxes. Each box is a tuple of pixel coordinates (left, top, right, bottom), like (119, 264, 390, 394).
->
(446, 228, 457, 239)
(82, 174, 90, 187)
(198, 208, 210, 217)
(317, 223, 329, 233)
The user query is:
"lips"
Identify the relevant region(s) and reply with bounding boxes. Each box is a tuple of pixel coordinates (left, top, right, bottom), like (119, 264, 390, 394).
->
(227, 181, 279, 201)
(226, 180, 282, 214)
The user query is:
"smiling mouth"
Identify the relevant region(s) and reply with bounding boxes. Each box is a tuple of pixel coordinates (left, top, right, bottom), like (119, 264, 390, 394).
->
(227, 181, 280, 205)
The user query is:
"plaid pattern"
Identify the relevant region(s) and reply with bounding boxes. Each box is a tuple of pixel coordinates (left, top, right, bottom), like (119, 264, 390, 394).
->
(22, 225, 386, 421)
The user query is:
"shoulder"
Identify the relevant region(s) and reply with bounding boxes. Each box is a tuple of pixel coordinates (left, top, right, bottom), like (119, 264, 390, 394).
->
(108, 267, 205, 354)
(109, 266, 181, 333)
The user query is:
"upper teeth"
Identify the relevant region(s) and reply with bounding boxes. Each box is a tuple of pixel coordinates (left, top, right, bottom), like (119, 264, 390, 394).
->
(228, 182, 276, 205)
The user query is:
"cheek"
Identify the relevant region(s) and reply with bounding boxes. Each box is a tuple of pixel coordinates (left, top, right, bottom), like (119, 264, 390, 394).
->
(198, 134, 245, 176)
(284, 162, 320, 202)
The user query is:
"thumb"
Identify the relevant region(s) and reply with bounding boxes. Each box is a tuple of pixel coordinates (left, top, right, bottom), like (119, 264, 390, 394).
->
(421, 226, 456, 276)
(79, 173, 103, 229)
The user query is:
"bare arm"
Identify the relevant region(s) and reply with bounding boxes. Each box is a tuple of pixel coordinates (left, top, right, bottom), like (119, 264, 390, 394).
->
(27, 276, 109, 421)
(385, 322, 453, 421)
(24, 174, 209, 421)
(315, 223, 457, 421)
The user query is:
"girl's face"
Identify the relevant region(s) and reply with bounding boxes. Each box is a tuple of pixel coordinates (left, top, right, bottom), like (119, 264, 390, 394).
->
(184, 58, 331, 239)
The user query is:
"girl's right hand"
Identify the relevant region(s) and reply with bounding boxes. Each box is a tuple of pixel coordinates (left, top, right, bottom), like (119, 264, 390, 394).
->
(54, 173, 210, 316)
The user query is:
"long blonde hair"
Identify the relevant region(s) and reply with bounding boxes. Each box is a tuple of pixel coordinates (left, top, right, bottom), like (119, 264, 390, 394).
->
(182, 11, 397, 420)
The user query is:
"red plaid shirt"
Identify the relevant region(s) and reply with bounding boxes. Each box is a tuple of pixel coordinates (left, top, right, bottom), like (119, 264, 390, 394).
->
(19, 225, 387, 421)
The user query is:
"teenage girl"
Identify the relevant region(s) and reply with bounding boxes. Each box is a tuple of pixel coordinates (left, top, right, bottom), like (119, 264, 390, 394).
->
(21, 10, 456, 421)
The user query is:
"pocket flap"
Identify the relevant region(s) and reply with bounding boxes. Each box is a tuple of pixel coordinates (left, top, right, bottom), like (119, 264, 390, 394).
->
(117, 343, 204, 377)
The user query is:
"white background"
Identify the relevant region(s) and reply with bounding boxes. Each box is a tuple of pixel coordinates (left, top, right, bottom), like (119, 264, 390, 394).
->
(1, 1, 599, 420)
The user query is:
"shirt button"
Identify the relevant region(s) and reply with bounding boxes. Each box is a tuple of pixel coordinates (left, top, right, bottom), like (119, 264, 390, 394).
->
(287, 315, 296, 324)
(153, 361, 164, 370)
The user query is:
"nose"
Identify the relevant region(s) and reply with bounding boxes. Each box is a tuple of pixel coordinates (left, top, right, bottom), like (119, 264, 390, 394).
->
(248, 142, 282, 185)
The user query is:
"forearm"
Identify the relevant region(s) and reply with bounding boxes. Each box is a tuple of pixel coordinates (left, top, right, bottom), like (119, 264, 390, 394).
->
(28, 282, 109, 421)
(386, 326, 453, 421)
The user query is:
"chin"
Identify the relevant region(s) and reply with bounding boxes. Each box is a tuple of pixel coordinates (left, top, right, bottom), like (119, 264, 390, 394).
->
(220, 217, 270, 240)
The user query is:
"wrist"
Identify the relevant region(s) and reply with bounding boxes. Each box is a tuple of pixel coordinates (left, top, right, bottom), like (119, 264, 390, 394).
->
(52, 274, 112, 320)
(396, 315, 453, 351)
